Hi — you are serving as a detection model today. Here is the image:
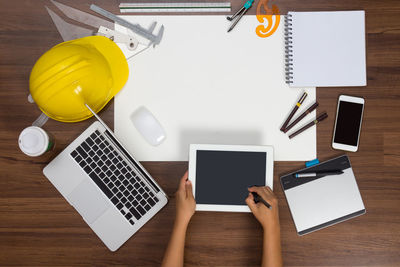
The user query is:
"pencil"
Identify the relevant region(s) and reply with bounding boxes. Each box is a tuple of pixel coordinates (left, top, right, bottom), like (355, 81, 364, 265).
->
(289, 112, 328, 139)
(283, 102, 319, 133)
(280, 92, 308, 132)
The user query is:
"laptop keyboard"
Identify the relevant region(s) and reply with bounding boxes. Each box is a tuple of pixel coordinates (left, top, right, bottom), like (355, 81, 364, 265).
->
(70, 130, 159, 225)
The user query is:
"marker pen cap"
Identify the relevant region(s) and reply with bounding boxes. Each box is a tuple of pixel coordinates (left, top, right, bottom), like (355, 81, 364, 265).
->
(18, 126, 54, 157)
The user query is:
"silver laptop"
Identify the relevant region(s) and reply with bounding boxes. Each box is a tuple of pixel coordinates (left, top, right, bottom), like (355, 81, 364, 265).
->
(43, 106, 168, 251)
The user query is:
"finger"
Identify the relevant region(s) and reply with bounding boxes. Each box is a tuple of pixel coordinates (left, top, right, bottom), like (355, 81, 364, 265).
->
(182, 171, 189, 181)
(248, 191, 254, 201)
(248, 186, 270, 200)
(183, 171, 189, 180)
(247, 186, 263, 193)
(185, 180, 194, 199)
(245, 193, 257, 213)
(178, 171, 189, 194)
(265, 186, 273, 194)
(263, 187, 278, 206)
(263, 186, 276, 200)
(260, 188, 272, 201)
(248, 186, 267, 197)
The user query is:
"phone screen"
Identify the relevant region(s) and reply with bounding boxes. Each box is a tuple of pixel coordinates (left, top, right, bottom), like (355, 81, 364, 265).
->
(334, 101, 364, 146)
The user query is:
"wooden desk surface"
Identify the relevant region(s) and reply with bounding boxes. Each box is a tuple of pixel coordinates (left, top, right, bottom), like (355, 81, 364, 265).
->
(1, 0, 399, 266)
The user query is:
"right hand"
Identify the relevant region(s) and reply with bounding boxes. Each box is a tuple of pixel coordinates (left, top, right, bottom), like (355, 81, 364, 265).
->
(245, 186, 280, 230)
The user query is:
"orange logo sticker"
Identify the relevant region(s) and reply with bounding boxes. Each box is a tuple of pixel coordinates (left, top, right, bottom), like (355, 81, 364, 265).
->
(256, 0, 280, 38)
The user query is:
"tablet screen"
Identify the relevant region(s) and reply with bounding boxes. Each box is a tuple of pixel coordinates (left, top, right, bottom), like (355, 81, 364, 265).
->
(195, 150, 266, 205)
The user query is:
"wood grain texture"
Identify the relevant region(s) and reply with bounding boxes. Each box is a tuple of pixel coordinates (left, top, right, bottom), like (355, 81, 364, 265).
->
(0, 0, 399, 266)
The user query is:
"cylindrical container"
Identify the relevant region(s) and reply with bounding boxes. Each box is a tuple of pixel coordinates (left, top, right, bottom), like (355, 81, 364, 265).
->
(18, 126, 54, 157)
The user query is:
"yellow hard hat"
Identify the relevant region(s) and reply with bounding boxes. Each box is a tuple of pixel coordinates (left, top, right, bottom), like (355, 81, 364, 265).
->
(29, 36, 129, 122)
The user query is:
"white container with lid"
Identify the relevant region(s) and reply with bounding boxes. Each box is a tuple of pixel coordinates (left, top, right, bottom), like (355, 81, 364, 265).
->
(18, 126, 54, 157)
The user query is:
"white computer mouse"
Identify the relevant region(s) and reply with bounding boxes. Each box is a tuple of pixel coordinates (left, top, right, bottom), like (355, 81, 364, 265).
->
(130, 106, 166, 146)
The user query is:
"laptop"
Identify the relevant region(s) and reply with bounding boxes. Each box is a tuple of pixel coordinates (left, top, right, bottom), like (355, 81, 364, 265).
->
(43, 105, 168, 251)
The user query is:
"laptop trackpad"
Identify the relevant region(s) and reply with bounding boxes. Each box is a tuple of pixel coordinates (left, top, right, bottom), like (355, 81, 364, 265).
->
(69, 179, 110, 224)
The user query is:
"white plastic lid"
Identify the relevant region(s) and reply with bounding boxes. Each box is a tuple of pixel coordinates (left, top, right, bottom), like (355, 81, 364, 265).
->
(18, 126, 49, 157)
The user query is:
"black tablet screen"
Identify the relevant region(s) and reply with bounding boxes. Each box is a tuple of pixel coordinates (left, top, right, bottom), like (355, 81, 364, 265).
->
(195, 150, 266, 205)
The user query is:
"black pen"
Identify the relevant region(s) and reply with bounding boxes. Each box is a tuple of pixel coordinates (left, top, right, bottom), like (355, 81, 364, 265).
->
(280, 92, 308, 132)
(288, 112, 328, 139)
(283, 102, 319, 133)
(252, 192, 272, 210)
(293, 170, 343, 178)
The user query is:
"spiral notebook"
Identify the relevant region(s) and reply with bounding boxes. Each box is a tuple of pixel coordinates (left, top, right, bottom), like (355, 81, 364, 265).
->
(284, 11, 366, 87)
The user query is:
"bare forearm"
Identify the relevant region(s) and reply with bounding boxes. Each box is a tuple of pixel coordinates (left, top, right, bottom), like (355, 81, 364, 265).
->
(262, 224, 283, 267)
(161, 220, 188, 267)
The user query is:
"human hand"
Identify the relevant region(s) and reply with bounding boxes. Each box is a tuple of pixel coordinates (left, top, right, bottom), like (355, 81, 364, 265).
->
(245, 186, 280, 231)
(175, 171, 196, 226)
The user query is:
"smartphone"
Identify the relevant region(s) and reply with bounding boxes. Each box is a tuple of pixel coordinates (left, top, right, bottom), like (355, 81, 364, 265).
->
(332, 95, 365, 152)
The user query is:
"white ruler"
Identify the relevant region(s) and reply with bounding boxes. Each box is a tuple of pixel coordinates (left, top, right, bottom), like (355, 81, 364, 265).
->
(119, 2, 231, 13)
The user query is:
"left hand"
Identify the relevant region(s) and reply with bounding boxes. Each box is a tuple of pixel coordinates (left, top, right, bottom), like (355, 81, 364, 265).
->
(175, 171, 196, 225)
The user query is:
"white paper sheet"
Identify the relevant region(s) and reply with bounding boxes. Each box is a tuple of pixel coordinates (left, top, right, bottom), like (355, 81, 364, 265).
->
(114, 15, 316, 161)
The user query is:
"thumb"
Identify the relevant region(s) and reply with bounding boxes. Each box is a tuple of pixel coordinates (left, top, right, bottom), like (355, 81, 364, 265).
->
(185, 180, 194, 199)
(245, 193, 257, 213)
(178, 171, 188, 193)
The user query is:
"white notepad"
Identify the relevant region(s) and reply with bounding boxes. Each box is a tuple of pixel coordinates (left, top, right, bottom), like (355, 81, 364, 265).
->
(285, 11, 366, 87)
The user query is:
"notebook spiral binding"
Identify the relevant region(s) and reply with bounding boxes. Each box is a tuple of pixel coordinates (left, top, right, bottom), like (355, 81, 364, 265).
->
(284, 14, 293, 84)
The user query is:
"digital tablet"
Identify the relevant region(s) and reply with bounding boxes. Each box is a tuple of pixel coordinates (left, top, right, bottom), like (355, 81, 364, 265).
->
(189, 144, 274, 212)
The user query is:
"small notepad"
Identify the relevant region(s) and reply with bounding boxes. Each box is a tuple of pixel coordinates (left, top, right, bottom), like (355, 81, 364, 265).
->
(285, 11, 366, 87)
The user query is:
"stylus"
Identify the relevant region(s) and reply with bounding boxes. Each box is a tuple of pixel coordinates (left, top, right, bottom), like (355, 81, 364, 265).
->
(252, 192, 272, 210)
(294, 170, 343, 178)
